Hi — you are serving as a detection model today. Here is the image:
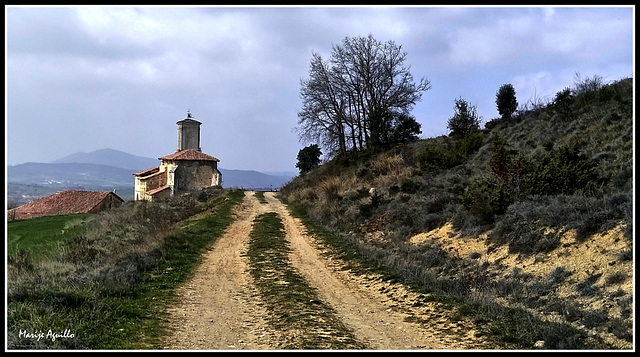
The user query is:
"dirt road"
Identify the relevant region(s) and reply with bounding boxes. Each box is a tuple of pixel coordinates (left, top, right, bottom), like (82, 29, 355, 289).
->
(162, 191, 495, 350)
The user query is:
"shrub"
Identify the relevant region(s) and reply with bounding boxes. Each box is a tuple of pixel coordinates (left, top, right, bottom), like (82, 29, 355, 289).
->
(604, 272, 627, 285)
(608, 318, 633, 342)
(319, 176, 342, 203)
(371, 153, 404, 176)
(582, 309, 608, 329)
(447, 97, 481, 137)
(418, 132, 483, 172)
(618, 250, 632, 261)
(548, 266, 572, 285)
(488, 134, 525, 182)
(469, 252, 482, 259)
(526, 144, 598, 196)
(455, 131, 484, 158)
(460, 174, 512, 222)
(490, 200, 570, 255)
(617, 297, 632, 319)
(573, 72, 604, 95)
(496, 83, 518, 119)
(576, 273, 602, 296)
(296, 144, 322, 174)
(573, 72, 604, 106)
(399, 178, 421, 194)
(553, 87, 574, 120)
(418, 143, 455, 171)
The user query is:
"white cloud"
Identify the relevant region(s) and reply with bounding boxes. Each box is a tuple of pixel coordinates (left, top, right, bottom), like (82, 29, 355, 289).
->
(6, 6, 634, 171)
(512, 71, 559, 106)
(543, 7, 555, 21)
(443, 14, 538, 66)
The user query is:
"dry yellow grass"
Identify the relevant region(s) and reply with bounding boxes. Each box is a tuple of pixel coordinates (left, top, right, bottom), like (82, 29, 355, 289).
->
(371, 154, 404, 176)
(409, 221, 633, 349)
(319, 176, 342, 203)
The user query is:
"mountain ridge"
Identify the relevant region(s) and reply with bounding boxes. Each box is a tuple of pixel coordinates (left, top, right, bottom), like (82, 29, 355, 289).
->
(51, 148, 159, 172)
(50, 148, 297, 178)
(8, 149, 296, 204)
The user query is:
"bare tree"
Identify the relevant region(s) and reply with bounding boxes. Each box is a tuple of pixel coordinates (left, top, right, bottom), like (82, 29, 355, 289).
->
(297, 35, 430, 156)
(297, 53, 348, 156)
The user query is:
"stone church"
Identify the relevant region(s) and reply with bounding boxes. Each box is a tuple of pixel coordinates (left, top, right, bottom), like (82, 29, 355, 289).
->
(134, 111, 222, 201)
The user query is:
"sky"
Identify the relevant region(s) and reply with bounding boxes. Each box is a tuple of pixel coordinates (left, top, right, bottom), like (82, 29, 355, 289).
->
(5, 5, 635, 173)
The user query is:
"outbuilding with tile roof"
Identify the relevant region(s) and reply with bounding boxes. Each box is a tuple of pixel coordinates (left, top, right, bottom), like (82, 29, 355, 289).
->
(7, 190, 124, 220)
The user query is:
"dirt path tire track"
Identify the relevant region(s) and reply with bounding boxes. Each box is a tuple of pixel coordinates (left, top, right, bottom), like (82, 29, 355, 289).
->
(163, 190, 495, 350)
(265, 192, 495, 350)
(163, 191, 277, 350)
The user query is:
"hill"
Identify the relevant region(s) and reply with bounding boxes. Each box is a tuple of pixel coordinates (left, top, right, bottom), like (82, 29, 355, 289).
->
(49, 148, 295, 189)
(280, 77, 633, 349)
(7, 149, 295, 205)
(7, 162, 135, 205)
(8, 162, 134, 186)
(220, 169, 293, 191)
(52, 148, 159, 172)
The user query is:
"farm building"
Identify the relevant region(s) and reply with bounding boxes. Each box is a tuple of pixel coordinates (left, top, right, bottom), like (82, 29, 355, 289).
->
(134, 111, 222, 201)
(7, 190, 124, 220)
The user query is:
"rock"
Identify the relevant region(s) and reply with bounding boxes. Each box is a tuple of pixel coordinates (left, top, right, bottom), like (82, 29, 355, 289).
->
(534, 340, 546, 349)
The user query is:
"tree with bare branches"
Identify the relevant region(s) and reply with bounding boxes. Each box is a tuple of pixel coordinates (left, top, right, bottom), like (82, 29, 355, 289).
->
(297, 35, 430, 157)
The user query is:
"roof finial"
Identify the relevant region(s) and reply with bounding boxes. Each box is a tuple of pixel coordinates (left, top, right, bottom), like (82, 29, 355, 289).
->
(187, 109, 192, 118)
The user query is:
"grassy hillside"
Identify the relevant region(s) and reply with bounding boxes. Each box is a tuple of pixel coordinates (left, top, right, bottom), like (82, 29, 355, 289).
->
(280, 77, 633, 349)
(7, 188, 244, 349)
(7, 214, 91, 261)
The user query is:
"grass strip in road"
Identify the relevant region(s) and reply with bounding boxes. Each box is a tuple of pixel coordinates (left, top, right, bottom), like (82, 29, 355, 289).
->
(247, 212, 366, 350)
(254, 191, 268, 204)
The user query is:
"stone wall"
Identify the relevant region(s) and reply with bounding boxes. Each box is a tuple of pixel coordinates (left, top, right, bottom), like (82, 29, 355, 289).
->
(174, 161, 221, 194)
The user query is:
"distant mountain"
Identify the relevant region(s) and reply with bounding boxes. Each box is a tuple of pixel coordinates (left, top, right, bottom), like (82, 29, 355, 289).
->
(52, 148, 159, 172)
(7, 162, 135, 205)
(8, 149, 295, 204)
(8, 162, 134, 186)
(220, 169, 294, 190)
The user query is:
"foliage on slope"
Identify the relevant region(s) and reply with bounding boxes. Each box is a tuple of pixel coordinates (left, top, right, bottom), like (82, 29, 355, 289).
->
(280, 77, 633, 349)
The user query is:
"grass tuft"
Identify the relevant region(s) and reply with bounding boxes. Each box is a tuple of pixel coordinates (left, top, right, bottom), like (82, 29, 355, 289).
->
(246, 212, 365, 349)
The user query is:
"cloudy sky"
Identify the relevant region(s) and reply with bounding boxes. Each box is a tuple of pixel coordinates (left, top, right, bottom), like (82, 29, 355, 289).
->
(5, 5, 634, 173)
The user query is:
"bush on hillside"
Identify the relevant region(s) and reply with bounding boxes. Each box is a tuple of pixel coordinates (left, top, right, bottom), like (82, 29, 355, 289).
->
(418, 132, 483, 172)
(460, 174, 512, 223)
(491, 192, 632, 254)
(526, 144, 598, 196)
(553, 87, 574, 120)
(447, 97, 482, 137)
(496, 83, 518, 119)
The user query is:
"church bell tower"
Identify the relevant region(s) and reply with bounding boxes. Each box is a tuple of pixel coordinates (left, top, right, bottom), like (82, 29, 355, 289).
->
(176, 110, 201, 151)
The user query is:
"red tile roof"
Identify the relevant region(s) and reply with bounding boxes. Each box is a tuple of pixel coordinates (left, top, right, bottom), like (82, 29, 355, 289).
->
(133, 165, 160, 176)
(10, 190, 124, 219)
(146, 185, 170, 196)
(135, 168, 165, 181)
(160, 149, 220, 162)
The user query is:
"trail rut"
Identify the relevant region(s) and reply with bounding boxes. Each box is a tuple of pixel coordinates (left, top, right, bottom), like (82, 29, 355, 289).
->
(163, 191, 494, 350)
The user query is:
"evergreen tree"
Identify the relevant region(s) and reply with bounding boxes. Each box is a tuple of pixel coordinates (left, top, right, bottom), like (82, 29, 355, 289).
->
(296, 144, 322, 174)
(447, 97, 481, 137)
(496, 83, 518, 119)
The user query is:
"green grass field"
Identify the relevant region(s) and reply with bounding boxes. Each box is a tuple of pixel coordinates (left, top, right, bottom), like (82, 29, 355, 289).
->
(7, 189, 246, 350)
(7, 214, 91, 261)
